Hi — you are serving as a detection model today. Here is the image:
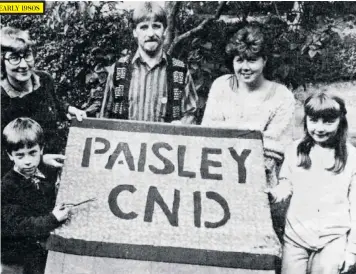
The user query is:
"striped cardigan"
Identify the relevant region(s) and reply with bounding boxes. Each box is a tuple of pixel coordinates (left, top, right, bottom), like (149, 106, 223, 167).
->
(100, 51, 197, 124)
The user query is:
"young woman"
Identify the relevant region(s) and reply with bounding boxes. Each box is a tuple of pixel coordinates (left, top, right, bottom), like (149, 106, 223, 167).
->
(1, 27, 86, 176)
(202, 22, 296, 241)
(269, 92, 356, 273)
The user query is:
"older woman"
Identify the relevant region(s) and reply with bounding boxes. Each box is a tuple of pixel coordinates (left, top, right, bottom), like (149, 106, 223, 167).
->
(202, 22, 296, 242)
(1, 27, 86, 176)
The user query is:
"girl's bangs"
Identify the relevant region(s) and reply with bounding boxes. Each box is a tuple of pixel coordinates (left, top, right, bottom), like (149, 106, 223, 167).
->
(305, 96, 342, 119)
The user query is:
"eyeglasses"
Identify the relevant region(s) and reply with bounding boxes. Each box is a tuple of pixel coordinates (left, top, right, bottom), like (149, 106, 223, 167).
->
(4, 51, 34, 65)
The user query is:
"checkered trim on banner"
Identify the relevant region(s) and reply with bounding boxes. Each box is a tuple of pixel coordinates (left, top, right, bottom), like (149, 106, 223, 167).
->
(173, 71, 184, 84)
(115, 68, 127, 80)
(114, 85, 125, 98)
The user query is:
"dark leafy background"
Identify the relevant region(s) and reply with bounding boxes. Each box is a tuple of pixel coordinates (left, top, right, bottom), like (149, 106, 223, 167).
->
(2, 1, 356, 151)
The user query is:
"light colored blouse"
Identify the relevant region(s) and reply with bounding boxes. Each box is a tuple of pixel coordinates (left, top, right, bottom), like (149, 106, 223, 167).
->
(278, 141, 356, 253)
(202, 75, 296, 186)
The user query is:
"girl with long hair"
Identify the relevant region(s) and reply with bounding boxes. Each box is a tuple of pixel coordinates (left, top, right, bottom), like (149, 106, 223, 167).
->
(269, 92, 356, 273)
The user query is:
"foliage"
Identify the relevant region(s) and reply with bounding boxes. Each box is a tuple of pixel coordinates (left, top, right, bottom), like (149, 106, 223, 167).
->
(2, 2, 134, 108)
(1, 1, 135, 151)
(166, 1, 356, 99)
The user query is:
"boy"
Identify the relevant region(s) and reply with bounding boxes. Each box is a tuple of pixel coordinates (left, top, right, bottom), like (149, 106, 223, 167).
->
(1, 117, 71, 274)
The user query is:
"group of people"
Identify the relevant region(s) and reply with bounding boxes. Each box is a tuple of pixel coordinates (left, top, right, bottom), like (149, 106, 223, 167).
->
(1, 2, 355, 274)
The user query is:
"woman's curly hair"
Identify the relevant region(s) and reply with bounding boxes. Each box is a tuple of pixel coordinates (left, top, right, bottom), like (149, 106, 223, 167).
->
(225, 22, 267, 69)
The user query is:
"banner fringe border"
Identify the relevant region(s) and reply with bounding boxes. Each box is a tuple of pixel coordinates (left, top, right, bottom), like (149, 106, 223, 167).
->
(47, 235, 279, 270)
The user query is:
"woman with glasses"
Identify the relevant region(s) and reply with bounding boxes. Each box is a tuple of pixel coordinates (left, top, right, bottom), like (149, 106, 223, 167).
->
(1, 27, 86, 177)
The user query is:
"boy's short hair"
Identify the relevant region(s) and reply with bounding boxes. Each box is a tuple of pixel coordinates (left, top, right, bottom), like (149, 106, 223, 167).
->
(3, 117, 44, 153)
(132, 2, 167, 29)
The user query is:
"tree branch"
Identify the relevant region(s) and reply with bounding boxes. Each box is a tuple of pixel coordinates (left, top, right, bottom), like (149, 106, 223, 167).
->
(213, 1, 228, 20)
(168, 1, 227, 55)
(273, 2, 281, 19)
(165, 1, 182, 47)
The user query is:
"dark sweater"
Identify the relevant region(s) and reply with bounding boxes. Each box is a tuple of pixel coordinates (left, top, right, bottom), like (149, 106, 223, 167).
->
(1, 169, 61, 266)
(1, 71, 69, 176)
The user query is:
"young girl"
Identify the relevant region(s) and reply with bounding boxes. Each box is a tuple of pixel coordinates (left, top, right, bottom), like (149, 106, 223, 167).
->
(269, 92, 356, 273)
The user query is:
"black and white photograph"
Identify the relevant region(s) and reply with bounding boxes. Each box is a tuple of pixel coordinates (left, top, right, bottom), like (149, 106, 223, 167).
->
(1, 1, 356, 273)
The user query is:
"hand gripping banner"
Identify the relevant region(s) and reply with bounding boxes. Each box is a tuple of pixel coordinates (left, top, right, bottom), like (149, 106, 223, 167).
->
(46, 118, 280, 271)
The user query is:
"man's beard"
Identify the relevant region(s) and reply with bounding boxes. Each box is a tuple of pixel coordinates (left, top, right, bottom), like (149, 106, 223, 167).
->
(145, 48, 160, 57)
(144, 40, 162, 56)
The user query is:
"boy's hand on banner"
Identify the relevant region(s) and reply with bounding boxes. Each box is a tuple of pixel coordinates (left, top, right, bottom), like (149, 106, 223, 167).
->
(52, 204, 72, 222)
(43, 154, 66, 168)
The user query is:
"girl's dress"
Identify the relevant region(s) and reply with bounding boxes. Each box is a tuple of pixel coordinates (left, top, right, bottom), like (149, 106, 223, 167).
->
(279, 141, 356, 273)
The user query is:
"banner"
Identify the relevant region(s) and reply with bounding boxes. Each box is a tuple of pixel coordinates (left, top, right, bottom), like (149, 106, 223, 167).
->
(46, 118, 280, 270)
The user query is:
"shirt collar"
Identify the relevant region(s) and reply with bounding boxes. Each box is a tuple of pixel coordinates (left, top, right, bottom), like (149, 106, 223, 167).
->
(1, 71, 41, 98)
(13, 166, 46, 180)
(131, 50, 168, 66)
